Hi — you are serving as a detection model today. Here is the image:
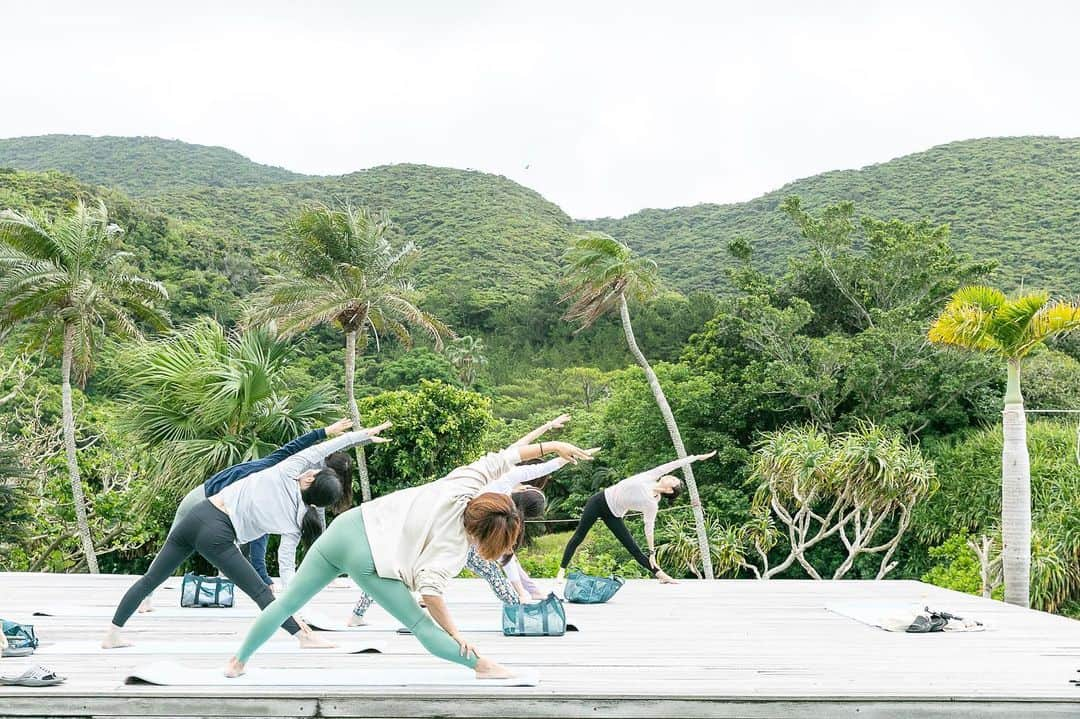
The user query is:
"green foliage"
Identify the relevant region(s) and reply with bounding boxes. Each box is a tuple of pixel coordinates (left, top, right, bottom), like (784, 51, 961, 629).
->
(374, 349, 459, 390)
(0, 440, 30, 560)
(3, 393, 164, 572)
(731, 422, 935, 580)
(356, 380, 495, 494)
(584, 137, 1080, 296)
(1022, 349, 1080, 410)
(444, 335, 487, 387)
(561, 231, 659, 329)
(921, 534, 999, 598)
(0, 135, 305, 196)
(683, 203, 1002, 437)
(914, 420, 1080, 611)
(0, 199, 170, 379)
(563, 363, 753, 527)
(516, 530, 651, 579)
(247, 202, 448, 346)
(114, 319, 337, 504)
(929, 286, 1080, 360)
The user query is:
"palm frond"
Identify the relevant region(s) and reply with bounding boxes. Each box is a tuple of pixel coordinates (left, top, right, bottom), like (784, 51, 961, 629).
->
(0, 209, 63, 262)
(561, 231, 659, 330)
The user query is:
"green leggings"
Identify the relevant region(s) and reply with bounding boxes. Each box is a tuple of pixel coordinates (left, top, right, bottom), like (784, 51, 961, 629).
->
(234, 507, 477, 669)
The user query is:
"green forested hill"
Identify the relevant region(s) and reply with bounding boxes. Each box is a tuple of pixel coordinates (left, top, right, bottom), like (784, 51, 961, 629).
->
(3, 134, 1078, 310)
(143, 163, 575, 306)
(0, 161, 576, 321)
(0, 135, 307, 196)
(582, 137, 1080, 295)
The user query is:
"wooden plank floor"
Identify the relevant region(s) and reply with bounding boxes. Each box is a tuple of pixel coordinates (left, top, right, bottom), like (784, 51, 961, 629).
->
(1, 572, 1079, 717)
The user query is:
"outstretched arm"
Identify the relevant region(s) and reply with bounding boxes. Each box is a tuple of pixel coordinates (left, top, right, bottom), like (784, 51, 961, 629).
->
(274, 422, 392, 481)
(515, 441, 594, 465)
(623, 450, 717, 487)
(261, 418, 353, 467)
(511, 413, 570, 447)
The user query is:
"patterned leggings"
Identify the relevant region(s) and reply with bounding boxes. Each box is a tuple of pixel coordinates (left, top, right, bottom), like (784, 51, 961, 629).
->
(352, 545, 516, 617)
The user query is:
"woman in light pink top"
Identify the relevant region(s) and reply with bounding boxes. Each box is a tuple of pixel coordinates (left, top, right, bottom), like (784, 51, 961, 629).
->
(556, 451, 716, 584)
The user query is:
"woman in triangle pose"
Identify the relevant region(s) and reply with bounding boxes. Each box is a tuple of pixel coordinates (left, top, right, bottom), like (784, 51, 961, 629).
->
(556, 451, 716, 587)
(225, 437, 594, 679)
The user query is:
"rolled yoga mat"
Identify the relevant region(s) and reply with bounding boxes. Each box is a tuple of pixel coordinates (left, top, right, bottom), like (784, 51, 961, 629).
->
(37, 640, 386, 655)
(125, 660, 541, 686)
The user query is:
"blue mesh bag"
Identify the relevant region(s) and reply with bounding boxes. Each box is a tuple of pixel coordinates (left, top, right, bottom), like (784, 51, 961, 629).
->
(2, 619, 38, 650)
(180, 572, 235, 608)
(502, 593, 567, 636)
(564, 572, 625, 604)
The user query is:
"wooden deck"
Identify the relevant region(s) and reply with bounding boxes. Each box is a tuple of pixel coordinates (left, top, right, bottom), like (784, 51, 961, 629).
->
(1, 572, 1079, 718)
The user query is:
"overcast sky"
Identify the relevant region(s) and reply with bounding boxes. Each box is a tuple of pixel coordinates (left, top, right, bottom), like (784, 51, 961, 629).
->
(3, 1, 1078, 218)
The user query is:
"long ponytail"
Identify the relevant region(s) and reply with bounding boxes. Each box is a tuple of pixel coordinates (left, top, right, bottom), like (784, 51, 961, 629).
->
(300, 506, 325, 549)
(299, 468, 343, 548)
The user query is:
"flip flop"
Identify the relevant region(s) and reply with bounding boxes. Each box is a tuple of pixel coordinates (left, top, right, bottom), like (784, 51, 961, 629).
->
(1, 665, 67, 687)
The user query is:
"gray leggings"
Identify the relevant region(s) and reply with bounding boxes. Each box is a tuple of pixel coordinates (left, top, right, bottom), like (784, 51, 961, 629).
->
(110, 500, 301, 635)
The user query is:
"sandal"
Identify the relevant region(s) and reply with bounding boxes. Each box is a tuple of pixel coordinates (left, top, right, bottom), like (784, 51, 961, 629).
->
(0, 665, 67, 687)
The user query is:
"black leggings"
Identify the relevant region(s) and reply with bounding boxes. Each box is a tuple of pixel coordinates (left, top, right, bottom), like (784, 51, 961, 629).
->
(560, 491, 656, 575)
(111, 500, 301, 634)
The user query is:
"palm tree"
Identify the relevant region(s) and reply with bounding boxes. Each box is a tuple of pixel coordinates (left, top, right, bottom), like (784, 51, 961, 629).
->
(0, 200, 169, 572)
(928, 286, 1080, 607)
(122, 318, 337, 503)
(445, 335, 487, 386)
(561, 231, 715, 579)
(246, 203, 449, 501)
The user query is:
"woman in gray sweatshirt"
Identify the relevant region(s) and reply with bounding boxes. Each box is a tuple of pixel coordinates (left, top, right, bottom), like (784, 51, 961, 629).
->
(102, 423, 390, 650)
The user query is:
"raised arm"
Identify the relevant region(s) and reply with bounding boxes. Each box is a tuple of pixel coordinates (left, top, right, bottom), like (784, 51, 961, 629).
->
(511, 413, 570, 447)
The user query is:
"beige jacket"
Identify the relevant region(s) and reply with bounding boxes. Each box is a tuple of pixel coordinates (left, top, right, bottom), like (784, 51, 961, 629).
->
(360, 447, 522, 595)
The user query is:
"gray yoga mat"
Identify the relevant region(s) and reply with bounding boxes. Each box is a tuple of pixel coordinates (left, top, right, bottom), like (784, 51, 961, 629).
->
(37, 640, 386, 655)
(125, 660, 540, 686)
(301, 610, 578, 633)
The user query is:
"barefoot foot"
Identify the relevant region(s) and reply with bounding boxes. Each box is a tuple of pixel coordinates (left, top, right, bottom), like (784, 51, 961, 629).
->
(224, 656, 245, 678)
(475, 656, 514, 679)
(297, 631, 337, 649)
(101, 626, 133, 649)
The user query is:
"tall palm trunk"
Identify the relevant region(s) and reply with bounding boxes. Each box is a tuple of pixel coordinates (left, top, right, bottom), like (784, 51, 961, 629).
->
(345, 330, 372, 502)
(62, 323, 98, 573)
(1001, 357, 1031, 607)
(619, 295, 715, 579)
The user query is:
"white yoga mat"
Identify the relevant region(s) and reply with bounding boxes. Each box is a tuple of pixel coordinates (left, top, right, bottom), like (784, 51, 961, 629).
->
(300, 610, 394, 632)
(33, 605, 260, 618)
(37, 640, 385, 655)
(826, 602, 986, 632)
(125, 660, 541, 687)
